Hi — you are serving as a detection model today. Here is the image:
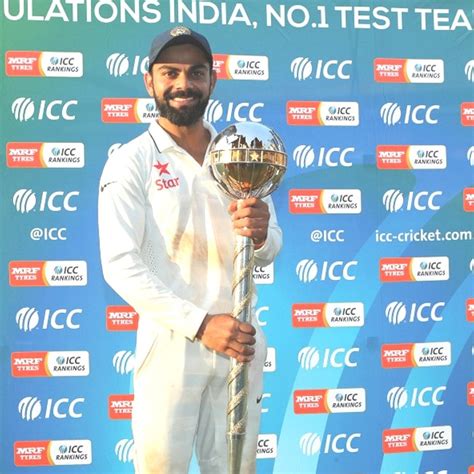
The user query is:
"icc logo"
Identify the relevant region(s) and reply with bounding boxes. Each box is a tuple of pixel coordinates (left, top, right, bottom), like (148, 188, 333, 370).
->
(11, 97, 78, 121)
(292, 145, 354, 168)
(291, 58, 352, 80)
(12, 189, 79, 213)
(298, 347, 359, 369)
(112, 350, 135, 375)
(385, 301, 445, 324)
(16, 307, 82, 331)
(387, 386, 446, 409)
(18, 396, 85, 420)
(106, 53, 149, 77)
(299, 432, 361, 455)
(465, 60, 474, 82)
(296, 259, 357, 282)
(382, 189, 442, 212)
(115, 439, 134, 463)
(204, 99, 264, 123)
(380, 102, 440, 125)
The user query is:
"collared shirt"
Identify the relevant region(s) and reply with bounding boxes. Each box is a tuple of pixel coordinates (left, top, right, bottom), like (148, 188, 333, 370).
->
(98, 120, 282, 341)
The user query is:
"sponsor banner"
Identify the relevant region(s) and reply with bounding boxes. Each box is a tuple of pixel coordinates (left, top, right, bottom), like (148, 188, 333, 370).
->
(294, 388, 366, 414)
(14, 440, 92, 466)
(256, 434, 277, 459)
(382, 342, 451, 368)
(376, 145, 447, 170)
(467, 298, 474, 322)
(213, 54, 268, 80)
(106, 305, 139, 331)
(383, 426, 452, 453)
(289, 189, 361, 214)
(6, 142, 85, 168)
(464, 188, 474, 212)
(286, 101, 359, 126)
(6, 51, 83, 77)
(467, 382, 474, 406)
(374, 58, 444, 83)
(462, 102, 474, 126)
(379, 257, 449, 282)
(292, 303, 364, 328)
(108, 394, 134, 419)
(253, 263, 274, 285)
(101, 98, 158, 123)
(9, 261, 88, 287)
(11, 351, 90, 377)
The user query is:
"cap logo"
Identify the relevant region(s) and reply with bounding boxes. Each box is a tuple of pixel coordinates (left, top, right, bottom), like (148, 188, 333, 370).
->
(170, 26, 191, 37)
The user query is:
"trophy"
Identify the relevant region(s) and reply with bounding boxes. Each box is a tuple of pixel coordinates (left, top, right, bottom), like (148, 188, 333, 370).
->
(208, 122, 287, 473)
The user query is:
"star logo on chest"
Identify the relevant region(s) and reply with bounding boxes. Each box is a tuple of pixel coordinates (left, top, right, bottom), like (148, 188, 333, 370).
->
(154, 161, 171, 176)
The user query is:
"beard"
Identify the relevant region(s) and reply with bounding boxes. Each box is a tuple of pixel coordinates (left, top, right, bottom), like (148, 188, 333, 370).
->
(154, 88, 210, 126)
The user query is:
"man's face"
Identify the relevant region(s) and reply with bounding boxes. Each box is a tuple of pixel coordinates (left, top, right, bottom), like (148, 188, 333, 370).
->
(144, 43, 216, 126)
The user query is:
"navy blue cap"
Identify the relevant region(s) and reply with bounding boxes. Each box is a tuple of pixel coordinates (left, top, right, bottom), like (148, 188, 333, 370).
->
(148, 26, 213, 71)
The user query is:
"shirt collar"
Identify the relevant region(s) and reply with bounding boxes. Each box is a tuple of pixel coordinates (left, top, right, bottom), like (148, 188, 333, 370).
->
(148, 120, 217, 154)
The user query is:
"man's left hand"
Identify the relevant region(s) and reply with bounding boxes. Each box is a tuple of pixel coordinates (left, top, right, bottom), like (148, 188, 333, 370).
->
(228, 197, 269, 249)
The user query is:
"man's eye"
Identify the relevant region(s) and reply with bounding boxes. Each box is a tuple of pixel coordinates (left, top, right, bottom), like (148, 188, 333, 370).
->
(192, 70, 205, 78)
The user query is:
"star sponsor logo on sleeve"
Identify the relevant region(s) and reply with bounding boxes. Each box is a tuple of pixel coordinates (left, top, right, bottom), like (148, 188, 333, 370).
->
(6, 51, 83, 77)
(14, 440, 92, 466)
(376, 145, 446, 170)
(383, 426, 451, 454)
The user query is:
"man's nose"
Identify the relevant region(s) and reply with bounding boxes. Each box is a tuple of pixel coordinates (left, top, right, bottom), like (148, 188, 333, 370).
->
(175, 71, 190, 90)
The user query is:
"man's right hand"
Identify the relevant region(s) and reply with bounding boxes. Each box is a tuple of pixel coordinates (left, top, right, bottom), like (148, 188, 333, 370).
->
(196, 313, 256, 363)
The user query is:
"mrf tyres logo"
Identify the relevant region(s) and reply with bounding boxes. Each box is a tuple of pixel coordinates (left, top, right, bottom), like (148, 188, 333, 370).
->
(294, 388, 365, 414)
(381, 342, 451, 369)
(374, 58, 444, 83)
(287, 101, 359, 126)
(213, 54, 269, 80)
(376, 145, 447, 170)
(383, 426, 452, 453)
(291, 58, 352, 80)
(11, 97, 78, 122)
(6, 51, 83, 77)
(296, 259, 358, 282)
(14, 440, 92, 467)
(106, 306, 139, 331)
(289, 189, 361, 214)
(11, 351, 90, 377)
(461, 102, 474, 126)
(464, 187, 474, 212)
(7, 142, 85, 168)
(292, 302, 364, 328)
(380, 102, 440, 125)
(108, 394, 134, 419)
(379, 257, 449, 282)
(102, 98, 158, 123)
(9, 261, 87, 287)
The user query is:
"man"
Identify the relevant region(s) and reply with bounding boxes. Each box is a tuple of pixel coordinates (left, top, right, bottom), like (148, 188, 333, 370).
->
(98, 26, 282, 473)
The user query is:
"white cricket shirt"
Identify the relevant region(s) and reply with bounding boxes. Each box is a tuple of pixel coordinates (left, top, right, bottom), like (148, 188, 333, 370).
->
(98, 120, 282, 342)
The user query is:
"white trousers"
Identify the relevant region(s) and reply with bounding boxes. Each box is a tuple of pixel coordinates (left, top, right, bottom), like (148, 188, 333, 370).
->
(132, 323, 267, 474)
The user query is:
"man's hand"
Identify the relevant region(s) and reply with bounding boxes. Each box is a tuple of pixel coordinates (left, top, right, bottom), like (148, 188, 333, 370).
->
(196, 313, 256, 362)
(228, 198, 270, 249)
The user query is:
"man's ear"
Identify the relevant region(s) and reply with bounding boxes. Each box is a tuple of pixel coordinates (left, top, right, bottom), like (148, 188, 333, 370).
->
(143, 71, 154, 97)
(209, 69, 217, 94)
